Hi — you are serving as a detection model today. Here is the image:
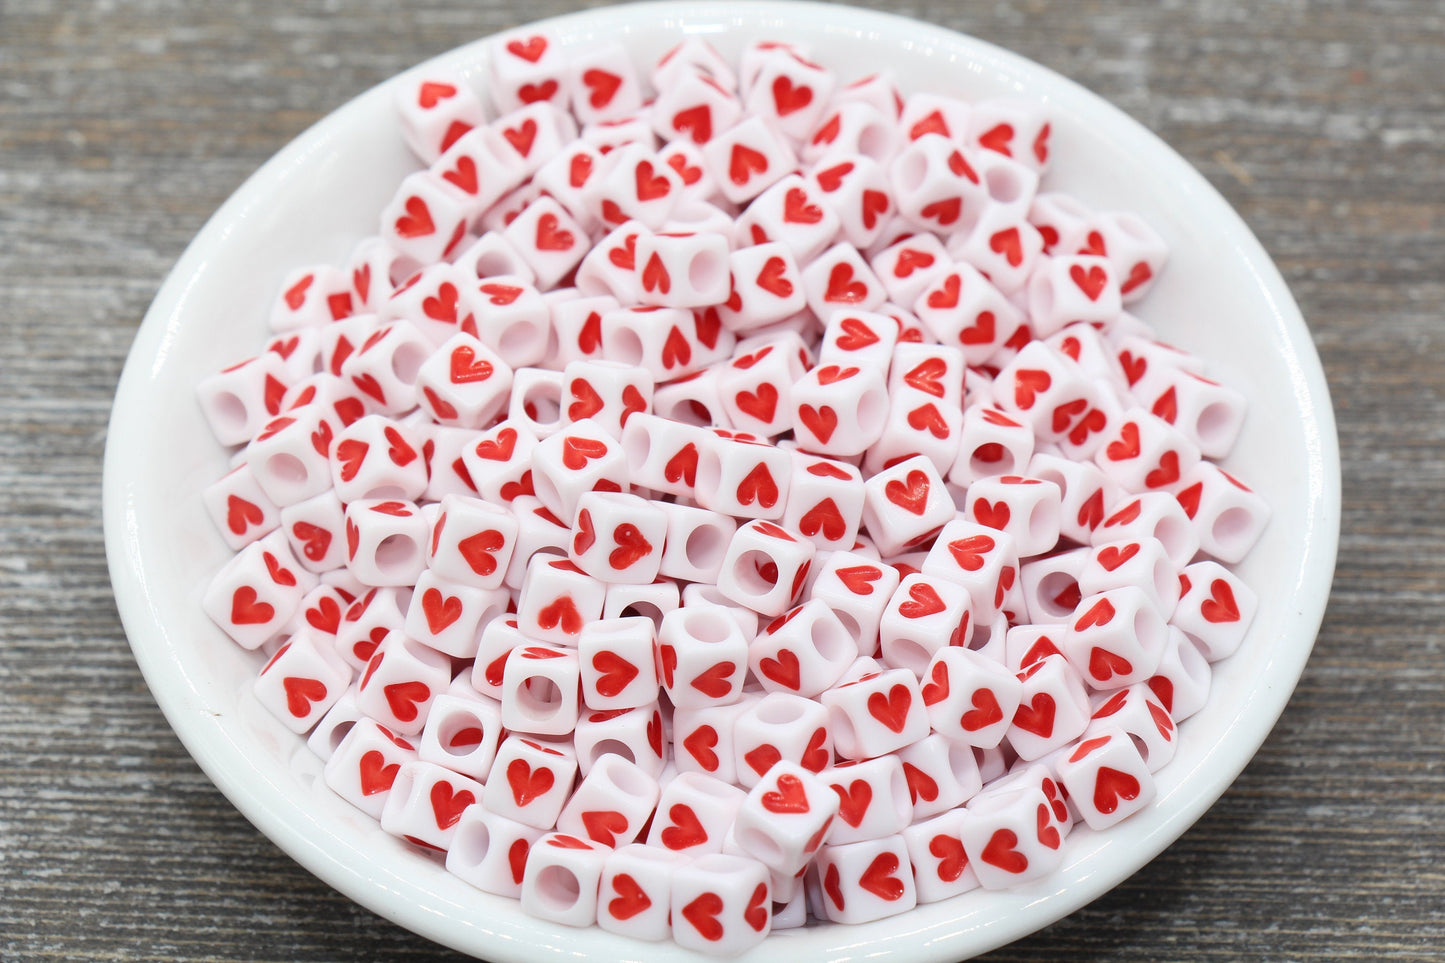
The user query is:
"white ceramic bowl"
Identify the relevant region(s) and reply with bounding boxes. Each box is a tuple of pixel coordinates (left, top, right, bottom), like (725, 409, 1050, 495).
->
(103, 2, 1340, 959)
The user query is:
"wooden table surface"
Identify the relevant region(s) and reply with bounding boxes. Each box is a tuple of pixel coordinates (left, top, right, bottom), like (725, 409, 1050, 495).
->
(3, 1, 1441, 960)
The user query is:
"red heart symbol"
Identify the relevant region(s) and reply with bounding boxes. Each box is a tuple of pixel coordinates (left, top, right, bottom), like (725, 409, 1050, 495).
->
(859, 851, 905, 901)
(1103, 422, 1138, 462)
(800, 726, 830, 773)
(1036, 802, 1061, 849)
(666, 151, 702, 185)
(568, 151, 594, 188)
(1012, 692, 1057, 737)
(1202, 579, 1241, 622)
(577, 808, 628, 847)
(358, 749, 399, 796)
(903, 357, 947, 398)
(728, 144, 768, 186)
(1080, 231, 1108, 257)
(972, 497, 1011, 531)
(641, 252, 671, 294)
(831, 779, 873, 829)
(1094, 766, 1142, 815)
(961, 687, 1004, 730)
(921, 661, 951, 706)
(230, 586, 274, 625)
(689, 661, 736, 698)
(885, 469, 931, 515)
(609, 523, 653, 570)
(681, 892, 725, 941)
(824, 262, 868, 303)
(758, 648, 801, 690)
(1075, 597, 1117, 629)
(1118, 350, 1147, 385)
(762, 772, 811, 814)
(959, 309, 996, 346)
(663, 442, 699, 487)
(479, 282, 522, 305)
(608, 872, 653, 920)
(751, 737, 786, 775)
(281, 676, 327, 718)
(660, 803, 708, 850)
(898, 582, 945, 618)
(447, 345, 492, 385)
(927, 274, 961, 309)
(1147, 676, 1176, 713)
(947, 534, 994, 571)
(535, 212, 573, 251)
(990, 227, 1024, 266)
(567, 378, 604, 422)
(305, 595, 341, 634)
(735, 462, 779, 509)
(824, 862, 846, 909)
(225, 495, 264, 536)
(456, 529, 503, 578)
(429, 780, 475, 830)
(797, 404, 837, 443)
(1070, 262, 1108, 300)
(978, 122, 1014, 155)
(836, 564, 881, 595)
(814, 161, 854, 192)
(1145, 450, 1180, 488)
(577, 311, 603, 354)
(772, 75, 813, 115)
(394, 196, 434, 238)
(505, 758, 554, 806)
(910, 109, 948, 139)
(283, 273, 313, 310)
(517, 79, 559, 101)
(422, 386, 458, 420)
(562, 435, 608, 470)
(893, 247, 935, 278)
(441, 154, 478, 194)
(506, 838, 530, 883)
(383, 681, 429, 722)
(421, 588, 462, 634)
(1106, 500, 1143, 527)
(590, 650, 638, 697)
(1077, 489, 1106, 530)
(1013, 368, 1052, 409)
(473, 427, 517, 462)
(866, 683, 912, 733)
(929, 834, 968, 882)
(920, 196, 962, 226)
(679, 722, 719, 769)
(948, 148, 978, 181)
(661, 325, 692, 369)
(581, 68, 621, 108)
(744, 882, 769, 931)
(811, 112, 841, 145)
(1121, 260, 1153, 295)
(1152, 385, 1179, 424)
(383, 426, 416, 466)
(783, 186, 822, 224)
(1148, 699, 1176, 740)
(1097, 543, 1140, 571)
(417, 80, 456, 108)
(903, 761, 939, 804)
(672, 105, 713, 144)
(798, 497, 847, 542)
(537, 595, 583, 635)
(506, 35, 547, 62)
(634, 159, 671, 202)
(732, 346, 773, 369)
(835, 316, 879, 351)
(1051, 397, 1088, 432)
(756, 255, 794, 298)
(981, 828, 1028, 873)
(861, 189, 889, 228)
(607, 233, 637, 271)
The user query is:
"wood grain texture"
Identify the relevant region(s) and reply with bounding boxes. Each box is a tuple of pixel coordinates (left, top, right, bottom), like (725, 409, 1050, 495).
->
(2, 0, 1441, 960)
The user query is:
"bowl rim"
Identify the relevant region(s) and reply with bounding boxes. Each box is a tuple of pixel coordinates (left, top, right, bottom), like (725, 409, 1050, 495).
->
(103, 1, 1341, 959)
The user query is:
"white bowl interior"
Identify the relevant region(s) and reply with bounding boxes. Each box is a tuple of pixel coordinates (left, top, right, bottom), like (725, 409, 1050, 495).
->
(103, 2, 1339, 960)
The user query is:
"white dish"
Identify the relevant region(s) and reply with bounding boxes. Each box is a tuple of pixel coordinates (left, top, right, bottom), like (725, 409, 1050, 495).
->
(103, 2, 1340, 959)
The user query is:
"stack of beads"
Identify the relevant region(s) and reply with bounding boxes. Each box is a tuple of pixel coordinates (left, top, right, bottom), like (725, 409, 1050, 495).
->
(196, 28, 1267, 955)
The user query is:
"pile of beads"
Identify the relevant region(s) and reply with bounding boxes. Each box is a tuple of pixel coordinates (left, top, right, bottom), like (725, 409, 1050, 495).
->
(196, 28, 1268, 955)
